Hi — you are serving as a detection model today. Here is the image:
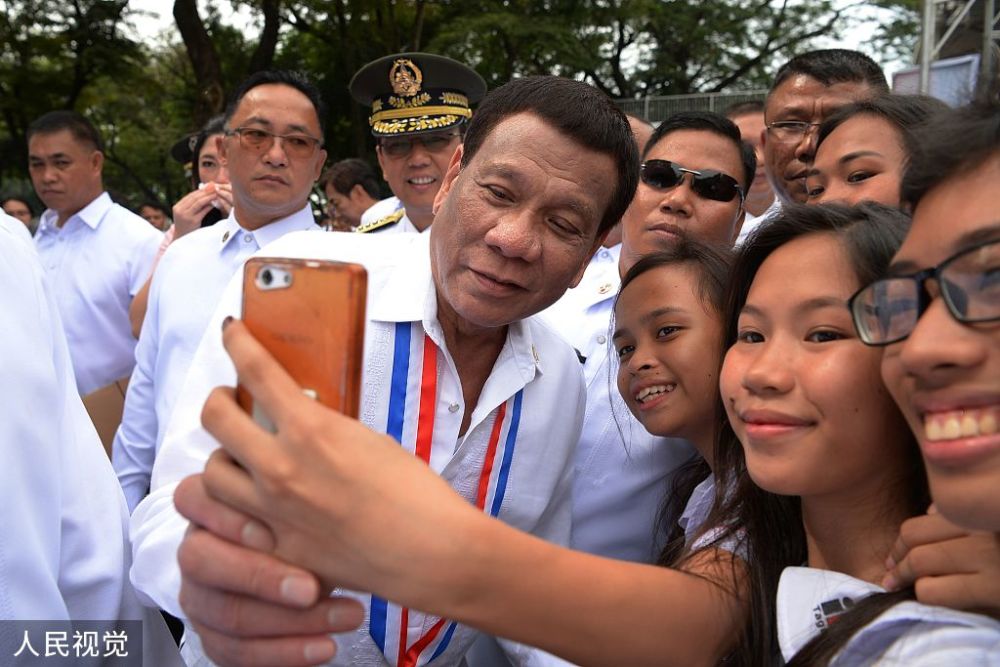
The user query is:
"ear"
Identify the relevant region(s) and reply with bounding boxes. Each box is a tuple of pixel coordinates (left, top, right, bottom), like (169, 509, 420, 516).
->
(91, 150, 104, 174)
(759, 127, 767, 150)
(313, 148, 328, 181)
(349, 183, 366, 202)
(432, 143, 464, 216)
(569, 230, 609, 288)
(219, 134, 230, 164)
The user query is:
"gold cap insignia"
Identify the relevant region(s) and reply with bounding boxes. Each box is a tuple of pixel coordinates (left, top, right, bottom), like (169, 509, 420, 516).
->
(390, 58, 423, 96)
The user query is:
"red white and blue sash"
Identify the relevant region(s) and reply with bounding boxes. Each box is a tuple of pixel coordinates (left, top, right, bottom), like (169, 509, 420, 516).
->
(370, 321, 524, 666)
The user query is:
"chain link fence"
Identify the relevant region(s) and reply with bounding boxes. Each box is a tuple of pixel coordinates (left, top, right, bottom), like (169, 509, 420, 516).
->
(616, 90, 769, 122)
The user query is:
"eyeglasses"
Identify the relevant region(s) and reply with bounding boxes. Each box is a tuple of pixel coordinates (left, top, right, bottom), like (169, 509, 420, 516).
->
(849, 238, 1000, 346)
(379, 131, 461, 158)
(766, 120, 822, 142)
(227, 127, 323, 159)
(640, 160, 744, 203)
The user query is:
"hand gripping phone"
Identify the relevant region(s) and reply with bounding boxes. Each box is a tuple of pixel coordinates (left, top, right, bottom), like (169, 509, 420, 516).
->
(237, 257, 367, 429)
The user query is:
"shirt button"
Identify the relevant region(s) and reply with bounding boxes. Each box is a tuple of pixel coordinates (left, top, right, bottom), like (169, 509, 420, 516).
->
(222, 231, 230, 243)
(448, 403, 460, 413)
(597, 335, 607, 344)
(243, 234, 253, 243)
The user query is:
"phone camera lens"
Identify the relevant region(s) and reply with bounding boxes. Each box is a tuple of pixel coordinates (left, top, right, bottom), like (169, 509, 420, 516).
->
(261, 269, 273, 286)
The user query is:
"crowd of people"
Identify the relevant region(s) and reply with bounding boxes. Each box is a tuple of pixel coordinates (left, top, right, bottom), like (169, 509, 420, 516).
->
(1, 45, 998, 667)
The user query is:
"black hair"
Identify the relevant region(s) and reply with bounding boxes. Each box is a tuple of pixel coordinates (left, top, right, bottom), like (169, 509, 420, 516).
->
(1, 196, 34, 216)
(459, 76, 638, 237)
(644, 111, 756, 193)
(771, 49, 889, 97)
(901, 95, 1000, 211)
(224, 70, 327, 139)
(816, 94, 950, 161)
(27, 110, 104, 152)
(138, 202, 169, 216)
(724, 101, 765, 118)
(679, 203, 927, 665)
(613, 240, 736, 569)
(322, 158, 381, 199)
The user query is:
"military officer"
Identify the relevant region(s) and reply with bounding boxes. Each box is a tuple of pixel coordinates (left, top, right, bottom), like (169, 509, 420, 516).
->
(350, 52, 486, 234)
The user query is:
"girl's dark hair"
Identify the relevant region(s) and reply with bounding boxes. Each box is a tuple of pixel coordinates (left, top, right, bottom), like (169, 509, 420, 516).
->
(611, 238, 735, 566)
(816, 94, 950, 160)
(680, 203, 929, 665)
(787, 589, 916, 666)
(902, 93, 1000, 210)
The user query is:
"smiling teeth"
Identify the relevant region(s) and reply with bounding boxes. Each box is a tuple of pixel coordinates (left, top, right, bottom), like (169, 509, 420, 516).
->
(923, 407, 999, 442)
(636, 384, 675, 403)
(409, 176, 435, 185)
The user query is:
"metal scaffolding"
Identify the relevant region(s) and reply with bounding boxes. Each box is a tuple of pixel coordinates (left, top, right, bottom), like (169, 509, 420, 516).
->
(920, 0, 1000, 93)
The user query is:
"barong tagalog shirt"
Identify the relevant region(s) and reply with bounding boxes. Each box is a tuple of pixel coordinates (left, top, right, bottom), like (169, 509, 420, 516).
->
(34, 191, 162, 395)
(130, 230, 587, 666)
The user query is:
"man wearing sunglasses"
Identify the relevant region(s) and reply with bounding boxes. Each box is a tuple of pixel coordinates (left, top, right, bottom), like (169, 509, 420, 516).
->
(350, 52, 487, 234)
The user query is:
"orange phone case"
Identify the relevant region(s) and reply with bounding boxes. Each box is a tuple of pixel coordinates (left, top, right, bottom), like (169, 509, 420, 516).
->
(237, 257, 367, 422)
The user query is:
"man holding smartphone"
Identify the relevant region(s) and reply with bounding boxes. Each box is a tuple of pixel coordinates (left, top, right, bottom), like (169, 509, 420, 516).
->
(112, 70, 323, 512)
(130, 75, 638, 667)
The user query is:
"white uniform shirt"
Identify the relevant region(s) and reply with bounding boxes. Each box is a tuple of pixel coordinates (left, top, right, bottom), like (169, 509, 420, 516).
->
(130, 231, 586, 666)
(0, 214, 181, 663)
(736, 198, 781, 246)
(539, 244, 695, 562)
(34, 192, 162, 394)
(112, 206, 318, 511)
(359, 195, 402, 226)
(778, 566, 1000, 665)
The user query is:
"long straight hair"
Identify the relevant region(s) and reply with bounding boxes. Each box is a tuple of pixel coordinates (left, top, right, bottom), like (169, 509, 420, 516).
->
(674, 203, 930, 665)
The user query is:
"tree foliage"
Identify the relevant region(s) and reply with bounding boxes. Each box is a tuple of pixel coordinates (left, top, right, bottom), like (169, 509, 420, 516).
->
(0, 0, 919, 212)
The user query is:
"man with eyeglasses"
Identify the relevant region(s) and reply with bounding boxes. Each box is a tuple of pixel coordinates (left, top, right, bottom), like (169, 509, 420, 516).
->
(763, 49, 888, 206)
(350, 52, 487, 234)
(112, 70, 322, 513)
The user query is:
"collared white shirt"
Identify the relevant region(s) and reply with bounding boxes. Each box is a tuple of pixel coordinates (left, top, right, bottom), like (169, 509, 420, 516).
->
(778, 567, 1000, 665)
(538, 244, 695, 562)
(112, 205, 318, 511)
(736, 198, 781, 246)
(130, 230, 586, 666)
(0, 218, 181, 663)
(359, 195, 402, 226)
(34, 192, 162, 394)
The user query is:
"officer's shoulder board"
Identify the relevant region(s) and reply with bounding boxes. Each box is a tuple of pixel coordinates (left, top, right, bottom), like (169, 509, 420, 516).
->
(355, 208, 404, 234)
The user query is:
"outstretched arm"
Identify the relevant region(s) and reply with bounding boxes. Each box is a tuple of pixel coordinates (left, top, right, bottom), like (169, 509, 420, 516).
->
(179, 320, 747, 667)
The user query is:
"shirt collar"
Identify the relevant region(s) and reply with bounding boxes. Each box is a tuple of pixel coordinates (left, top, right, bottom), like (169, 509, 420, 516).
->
(777, 567, 883, 662)
(368, 233, 541, 381)
(221, 203, 317, 254)
(38, 191, 111, 233)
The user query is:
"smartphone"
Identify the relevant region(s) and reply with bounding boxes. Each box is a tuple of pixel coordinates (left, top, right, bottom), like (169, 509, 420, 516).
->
(237, 257, 367, 429)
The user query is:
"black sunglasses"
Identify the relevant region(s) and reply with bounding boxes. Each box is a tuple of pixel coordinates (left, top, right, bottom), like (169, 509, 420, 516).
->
(640, 159, 744, 203)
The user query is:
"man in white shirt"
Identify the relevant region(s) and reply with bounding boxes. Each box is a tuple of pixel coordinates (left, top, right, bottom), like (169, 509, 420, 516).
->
(130, 75, 640, 667)
(351, 52, 487, 234)
(112, 70, 324, 512)
(0, 211, 182, 664)
(725, 101, 775, 244)
(29, 111, 162, 397)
